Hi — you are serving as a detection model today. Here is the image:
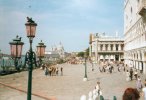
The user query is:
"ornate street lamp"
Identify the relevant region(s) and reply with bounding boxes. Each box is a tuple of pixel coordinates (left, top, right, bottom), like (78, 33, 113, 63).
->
(83, 51, 88, 81)
(36, 40, 46, 66)
(25, 17, 37, 100)
(9, 35, 24, 71)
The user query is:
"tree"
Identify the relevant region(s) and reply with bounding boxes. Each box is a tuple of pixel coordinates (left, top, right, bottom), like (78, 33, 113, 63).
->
(85, 47, 89, 57)
(77, 52, 84, 58)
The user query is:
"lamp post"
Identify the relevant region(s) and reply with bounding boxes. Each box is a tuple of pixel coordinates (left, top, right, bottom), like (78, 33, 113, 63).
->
(9, 36, 24, 72)
(83, 51, 88, 81)
(36, 40, 46, 67)
(25, 17, 37, 100)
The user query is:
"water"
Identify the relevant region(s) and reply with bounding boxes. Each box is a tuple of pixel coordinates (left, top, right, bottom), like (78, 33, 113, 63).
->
(0, 56, 25, 72)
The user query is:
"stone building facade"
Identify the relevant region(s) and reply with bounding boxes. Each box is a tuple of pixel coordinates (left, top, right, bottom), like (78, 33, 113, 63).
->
(89, 33, 124, 63)
(124, 0, 146, 73)
(45, 42, 65, 61)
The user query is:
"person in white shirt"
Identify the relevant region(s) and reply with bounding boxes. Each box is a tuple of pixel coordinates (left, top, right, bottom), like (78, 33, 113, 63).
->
(126, 70, 130, 81)
(95, 81, 101, 96)
(134, 69, 138, 80)
(142, 84, 146, 100)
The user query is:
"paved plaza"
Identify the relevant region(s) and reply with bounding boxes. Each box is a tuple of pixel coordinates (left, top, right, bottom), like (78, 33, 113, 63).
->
(0, 63, 145, 100)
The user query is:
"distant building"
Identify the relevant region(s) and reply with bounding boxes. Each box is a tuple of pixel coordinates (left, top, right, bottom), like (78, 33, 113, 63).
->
(45, 51, 60, 61)
(89, 33, 124, 63)
(45, 42, 65, 61)
(124, 0, 146, 73)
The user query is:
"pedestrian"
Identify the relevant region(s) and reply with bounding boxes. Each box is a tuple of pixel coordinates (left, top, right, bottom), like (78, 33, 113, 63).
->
(93, 87, 98, 98)
(109, 67, 112, 74)
(118, 64, 121, 72)
(56, 67, 59, 76)
(134, 69, 138, 80)
(102, 66, 106, 72)
(136, 79, 143, 92)
(142, 84, 146, 100)
(61, 67, 63, 76)
(99, 66, 102, 72)
(129, 68, 133, 81)
(95, 81, 101, 96)
(137, 76, 141, 81)
(44, 67, 48, 76)
(48, 67, 52, 76)
(111, 65, 114, 72)
(88, 91, 93, 100)
(123, 88, 140, 100)
(126, 70, 130, 81)
(123, 66, 126, 72)
(144, 79, 146, 86)
(91, 62, 94, 71)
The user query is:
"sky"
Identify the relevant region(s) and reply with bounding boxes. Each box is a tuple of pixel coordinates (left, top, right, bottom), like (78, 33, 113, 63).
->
(0, 0, 123, 54)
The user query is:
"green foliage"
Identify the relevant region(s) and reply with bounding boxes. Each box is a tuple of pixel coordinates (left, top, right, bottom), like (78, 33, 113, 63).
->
(57, 59, 65, 64)
(85, 47, 89, 57)
(77, 47, 89, 58)
(77, 52, 84, 57)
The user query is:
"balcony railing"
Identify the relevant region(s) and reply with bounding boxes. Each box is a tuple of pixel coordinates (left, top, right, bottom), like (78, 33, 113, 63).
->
(97, 50, 124, 53)
(138, 0, 146, 16)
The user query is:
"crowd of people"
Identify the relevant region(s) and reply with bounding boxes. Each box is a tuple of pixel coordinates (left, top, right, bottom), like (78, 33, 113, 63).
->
(96, 61, 146, 100)
(40, 60, 146, 99)
(40, 64, 63, 76)
(80, 81, 103, 100)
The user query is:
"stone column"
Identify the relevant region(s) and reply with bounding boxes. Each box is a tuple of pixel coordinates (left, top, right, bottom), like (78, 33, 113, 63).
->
(119, 44, 121, 51)
(143, 62, 146, 74)
(136, 61, 138, 69)
(103, 44, 105, 51)
(141, 50, 145, 61)
(95, 40, 98, 63)
(98, 54, 100, 62)
(98, 44, 100, 51)
(119, 54, 121, 61)
(113, 44, 116, 51)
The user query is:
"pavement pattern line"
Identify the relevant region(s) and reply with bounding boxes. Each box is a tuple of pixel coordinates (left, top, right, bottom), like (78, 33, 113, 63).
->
(0, 82, 56, 100)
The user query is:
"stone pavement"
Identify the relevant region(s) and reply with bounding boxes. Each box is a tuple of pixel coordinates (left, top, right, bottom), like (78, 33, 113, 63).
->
(0, 63, 145, 100)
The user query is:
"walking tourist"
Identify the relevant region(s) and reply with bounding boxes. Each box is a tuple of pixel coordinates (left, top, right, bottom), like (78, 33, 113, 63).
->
(56, 67, 59, 76)
(126, 70, 130, 81)
(136, 79, 143, 92)
(92, 87, 98, 99)
(44, 67, 48, 76)
(144, 79, 146, 86)
(134, 69, 138, 80)
(130, 68, 133, 81)
(95, 81, 101, 96)
(123, 88, 140, 100)
(61, 67, 63, 76)
(48, 67, 52, 76)
(137, 76, 141, 81)
(142, 84, 146, 100)
(88, 91, 93, 100)
(117, 64, 121, 72)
